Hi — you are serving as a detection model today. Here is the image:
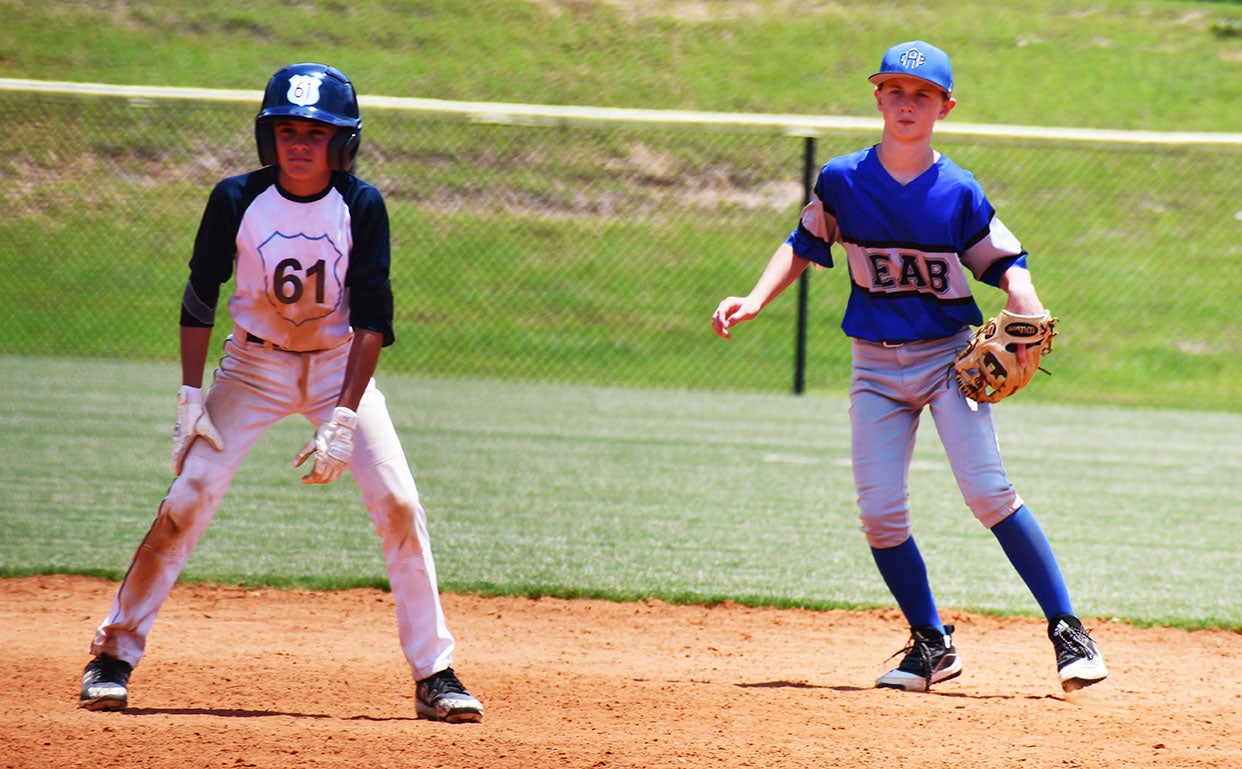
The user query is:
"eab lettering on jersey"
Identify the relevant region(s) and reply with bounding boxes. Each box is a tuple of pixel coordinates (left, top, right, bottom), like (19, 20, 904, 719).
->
(846, 246, 973, 299)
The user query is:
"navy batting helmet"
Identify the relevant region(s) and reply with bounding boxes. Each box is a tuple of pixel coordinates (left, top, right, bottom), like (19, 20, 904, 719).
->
(255, 63, 362, 171)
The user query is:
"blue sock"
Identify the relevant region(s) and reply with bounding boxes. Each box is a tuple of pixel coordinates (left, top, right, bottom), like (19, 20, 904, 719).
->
(991, 505, 1074, 619)
(870, 537, 942, 631)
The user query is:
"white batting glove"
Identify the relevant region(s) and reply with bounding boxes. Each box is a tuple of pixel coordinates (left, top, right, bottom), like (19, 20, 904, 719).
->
(294, 406, 357, 485)
(172, 385, 224, 476)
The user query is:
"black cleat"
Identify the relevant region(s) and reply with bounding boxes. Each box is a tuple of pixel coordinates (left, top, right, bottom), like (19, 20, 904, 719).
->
(876, 624, 963, 692)
(80, 654, 133, 711)
(415, 667, 483, 723)
(1050, 615, 1108, 692)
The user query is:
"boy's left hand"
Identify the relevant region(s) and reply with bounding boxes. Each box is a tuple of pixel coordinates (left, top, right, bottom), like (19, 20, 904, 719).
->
(954, 309, 1058, 403)
(1003, 297, 1045, 369)
(295, 406, 357, 484)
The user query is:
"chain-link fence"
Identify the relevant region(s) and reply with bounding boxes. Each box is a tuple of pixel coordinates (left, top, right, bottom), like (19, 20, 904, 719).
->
(2, 81, 1240, 411)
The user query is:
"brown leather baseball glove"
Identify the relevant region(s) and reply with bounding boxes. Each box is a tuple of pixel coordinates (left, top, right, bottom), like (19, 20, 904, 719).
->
(953, 310, 1058, 403)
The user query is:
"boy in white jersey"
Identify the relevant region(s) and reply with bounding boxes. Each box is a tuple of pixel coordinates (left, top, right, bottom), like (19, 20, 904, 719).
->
(78, 63, 483, 722)
(712, 41, 1107, 693)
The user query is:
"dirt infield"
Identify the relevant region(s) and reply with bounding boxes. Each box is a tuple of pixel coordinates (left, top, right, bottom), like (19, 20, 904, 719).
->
(4, 575, 1238, 769)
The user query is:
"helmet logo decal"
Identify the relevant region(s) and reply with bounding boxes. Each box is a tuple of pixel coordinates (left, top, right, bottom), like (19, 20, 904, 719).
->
(285, 75, 322, 107)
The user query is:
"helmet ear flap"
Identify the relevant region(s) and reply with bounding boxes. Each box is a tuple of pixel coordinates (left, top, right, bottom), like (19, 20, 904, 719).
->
(255, 122, 277, 166)
(328, 128, 360, 171)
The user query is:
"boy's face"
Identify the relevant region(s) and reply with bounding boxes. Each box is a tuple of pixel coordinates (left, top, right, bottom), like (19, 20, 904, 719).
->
(874, 76, 956, 139)
(272, 119, 335, 192)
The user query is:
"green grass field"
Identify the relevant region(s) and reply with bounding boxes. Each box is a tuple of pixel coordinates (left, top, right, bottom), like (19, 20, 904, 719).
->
(2, 356, 1238, 630)
(2, 1, 1239, 632)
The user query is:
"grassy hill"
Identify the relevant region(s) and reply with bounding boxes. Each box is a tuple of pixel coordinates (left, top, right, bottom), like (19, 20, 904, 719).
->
(2, 0, 1240, 410)
(3, 0, 1241, 131)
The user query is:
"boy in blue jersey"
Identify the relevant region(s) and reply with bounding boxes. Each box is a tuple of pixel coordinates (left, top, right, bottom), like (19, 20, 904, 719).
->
(712, 41, 1107, 693)
(78, 63, 483, 722)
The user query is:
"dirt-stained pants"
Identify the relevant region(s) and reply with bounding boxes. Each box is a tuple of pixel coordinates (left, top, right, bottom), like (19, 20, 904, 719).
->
(90, 332, 454, 681)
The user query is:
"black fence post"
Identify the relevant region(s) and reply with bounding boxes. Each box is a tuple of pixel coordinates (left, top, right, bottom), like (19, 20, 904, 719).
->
(793, 136, 816, 395)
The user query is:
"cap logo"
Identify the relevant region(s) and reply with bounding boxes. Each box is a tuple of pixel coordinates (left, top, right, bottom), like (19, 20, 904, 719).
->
(285, 74, 322, 107)
(899, 48, 927, 70)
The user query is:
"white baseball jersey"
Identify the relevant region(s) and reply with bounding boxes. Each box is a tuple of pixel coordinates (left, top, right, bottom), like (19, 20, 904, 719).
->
(181, 165, 394, 351)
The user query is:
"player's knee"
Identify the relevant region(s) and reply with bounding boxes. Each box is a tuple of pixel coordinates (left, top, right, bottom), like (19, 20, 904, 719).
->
(372, 494, 426, 558)
(157, 476, 221, 539)
(145, 502, 204, 556)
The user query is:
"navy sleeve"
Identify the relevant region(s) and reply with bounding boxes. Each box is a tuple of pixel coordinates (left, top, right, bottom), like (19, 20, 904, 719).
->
(180, 171, 269, 327)
(340, 174, 396, 346)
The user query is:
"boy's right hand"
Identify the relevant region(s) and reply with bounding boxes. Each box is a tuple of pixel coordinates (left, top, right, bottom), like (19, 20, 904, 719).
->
(172, 385, 224, 476)
(711, 297, 760, 339)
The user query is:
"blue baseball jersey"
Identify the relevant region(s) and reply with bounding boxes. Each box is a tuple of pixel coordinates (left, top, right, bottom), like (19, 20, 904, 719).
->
(181, 166, 395, 351)
(787, 145, 1027, 344)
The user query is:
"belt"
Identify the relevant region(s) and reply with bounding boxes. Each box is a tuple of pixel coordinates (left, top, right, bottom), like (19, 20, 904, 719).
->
(244, 332, 291, 352)
(881, 341, 905, 348)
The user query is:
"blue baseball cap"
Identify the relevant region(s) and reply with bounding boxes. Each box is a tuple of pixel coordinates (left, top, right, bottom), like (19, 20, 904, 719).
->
(869, 40, 953, 94)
